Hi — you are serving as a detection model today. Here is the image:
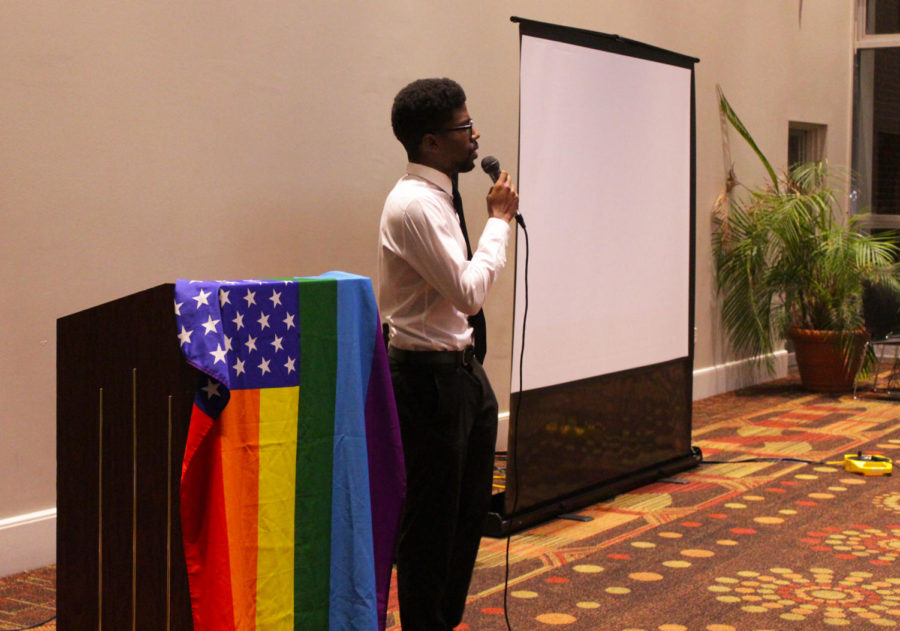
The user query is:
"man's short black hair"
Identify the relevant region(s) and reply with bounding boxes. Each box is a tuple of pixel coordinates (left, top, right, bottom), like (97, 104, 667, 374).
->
(391, 78, 467, 161)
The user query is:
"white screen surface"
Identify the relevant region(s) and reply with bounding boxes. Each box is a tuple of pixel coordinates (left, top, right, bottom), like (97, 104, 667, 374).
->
(513, 35, 692, 392)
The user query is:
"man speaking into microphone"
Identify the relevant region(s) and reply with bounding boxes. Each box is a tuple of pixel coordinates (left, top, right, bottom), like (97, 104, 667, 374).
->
(377, 77, 518, 631)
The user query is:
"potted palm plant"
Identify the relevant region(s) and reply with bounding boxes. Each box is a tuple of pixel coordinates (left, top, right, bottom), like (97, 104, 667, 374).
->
(712, 89, 900, 392)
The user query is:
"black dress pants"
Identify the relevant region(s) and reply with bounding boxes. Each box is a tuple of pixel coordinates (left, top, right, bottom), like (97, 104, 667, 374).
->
(389, 352, 498, 631)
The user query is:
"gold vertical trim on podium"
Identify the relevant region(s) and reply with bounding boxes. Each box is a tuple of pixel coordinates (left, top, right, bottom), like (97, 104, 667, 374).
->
(98, 386, 104, 631)
(167, 395, 173, 631)
(132, 368, 138, 631)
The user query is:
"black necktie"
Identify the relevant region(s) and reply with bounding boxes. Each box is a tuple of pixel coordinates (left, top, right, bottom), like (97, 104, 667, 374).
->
(452, 179, 487, 363)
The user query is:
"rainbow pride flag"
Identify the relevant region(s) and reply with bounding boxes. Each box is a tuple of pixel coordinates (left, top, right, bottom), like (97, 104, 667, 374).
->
(175, 272, 405, 631)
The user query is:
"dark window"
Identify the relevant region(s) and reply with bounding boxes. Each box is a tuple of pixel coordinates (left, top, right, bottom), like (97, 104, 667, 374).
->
(867, 0, 900, 34)
(866, 0, 900, 35)
(788, 122, 825, 166)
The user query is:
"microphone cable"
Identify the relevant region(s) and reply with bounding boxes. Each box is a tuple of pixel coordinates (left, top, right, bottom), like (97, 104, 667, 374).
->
(479, 156, 526, 630)
(504, 211, 527, 631)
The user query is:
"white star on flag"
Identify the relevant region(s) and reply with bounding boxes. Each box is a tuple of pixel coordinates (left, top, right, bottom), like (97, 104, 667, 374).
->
(193, 288, 212, 308)
(233, 311, 245, 330)
(283, 313, 296, 329)
(201, 315, 220, 335)
(258, 357, 271, 375)
(210, 344, 228, 365)
(178, 326, 193, 347)
(258, 312, 270, 330)
(284, 356, 297, 374)
(269, 290, 282, 307)
(201, 379, 222, 399)
(219, 289, 231, 307)
(233, 358, 246, 376)
(174, 301, 183, 316)
(245, 335, 258, 353)
(271, 335, 284, 352)
(243, 289, 256, 306)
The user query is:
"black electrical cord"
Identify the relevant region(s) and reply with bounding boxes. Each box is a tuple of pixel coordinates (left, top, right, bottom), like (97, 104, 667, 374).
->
(701, 457, 825, 465)
(7, 615, 56, 630)
(504, 214, 528, 631)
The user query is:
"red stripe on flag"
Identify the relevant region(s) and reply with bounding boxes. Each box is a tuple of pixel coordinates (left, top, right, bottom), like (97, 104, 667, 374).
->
(181, 404, 237, 630)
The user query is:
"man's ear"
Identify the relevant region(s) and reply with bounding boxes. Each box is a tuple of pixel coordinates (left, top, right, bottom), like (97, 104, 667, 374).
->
(420, 132, 440, 155)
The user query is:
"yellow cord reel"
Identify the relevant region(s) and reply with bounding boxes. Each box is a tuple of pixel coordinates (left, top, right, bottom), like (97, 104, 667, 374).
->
(826, 452, 893, 476)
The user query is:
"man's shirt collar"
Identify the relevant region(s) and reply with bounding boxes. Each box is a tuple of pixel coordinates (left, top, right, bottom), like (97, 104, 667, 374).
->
(407, 162, 454, 198)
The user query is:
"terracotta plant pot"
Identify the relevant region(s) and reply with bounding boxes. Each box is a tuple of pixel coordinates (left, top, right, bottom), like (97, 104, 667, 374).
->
(787, 328, 869, 393)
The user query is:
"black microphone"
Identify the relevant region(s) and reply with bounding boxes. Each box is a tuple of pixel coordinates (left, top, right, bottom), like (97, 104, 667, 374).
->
(481, 155, 501, 183)
(481, 155, 525, 228)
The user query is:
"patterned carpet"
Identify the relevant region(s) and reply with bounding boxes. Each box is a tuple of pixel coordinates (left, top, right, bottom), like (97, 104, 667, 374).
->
(0, 566, 54, 630)
(404, 376, 900, 631)
(2, 375, 899, 631)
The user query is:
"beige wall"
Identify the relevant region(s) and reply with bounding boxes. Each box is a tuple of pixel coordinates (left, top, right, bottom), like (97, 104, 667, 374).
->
(0, 0, 854, 571)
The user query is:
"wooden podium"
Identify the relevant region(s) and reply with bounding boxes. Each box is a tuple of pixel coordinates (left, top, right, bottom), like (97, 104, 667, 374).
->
(57, 284, 197, 630)
(57, 277, 405, 631)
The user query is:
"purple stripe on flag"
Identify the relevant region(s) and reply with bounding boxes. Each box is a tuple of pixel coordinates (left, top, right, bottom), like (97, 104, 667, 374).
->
(364, 325, 405, 631)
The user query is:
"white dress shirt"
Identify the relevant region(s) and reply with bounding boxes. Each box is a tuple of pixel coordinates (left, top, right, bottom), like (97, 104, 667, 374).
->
(378, 162, 511, 351)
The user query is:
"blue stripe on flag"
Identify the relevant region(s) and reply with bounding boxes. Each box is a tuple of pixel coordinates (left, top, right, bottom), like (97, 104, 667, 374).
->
(327, 271, 378, 631)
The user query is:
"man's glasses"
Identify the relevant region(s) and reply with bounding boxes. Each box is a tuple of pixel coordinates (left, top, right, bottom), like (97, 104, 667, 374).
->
(441, 120, 474, 135)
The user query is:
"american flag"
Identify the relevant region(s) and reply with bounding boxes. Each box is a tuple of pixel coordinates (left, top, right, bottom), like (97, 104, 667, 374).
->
(174, 279, 301, 415)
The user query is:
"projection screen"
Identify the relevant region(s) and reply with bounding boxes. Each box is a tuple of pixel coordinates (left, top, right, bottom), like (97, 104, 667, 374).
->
(487, 18, 699, 536)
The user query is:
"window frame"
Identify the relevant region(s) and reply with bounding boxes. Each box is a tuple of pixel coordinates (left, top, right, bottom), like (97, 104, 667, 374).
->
(856, 0, 900, 45)
(854, 0, 900, 229)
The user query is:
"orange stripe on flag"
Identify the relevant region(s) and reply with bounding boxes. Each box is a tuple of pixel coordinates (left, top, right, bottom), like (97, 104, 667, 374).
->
(220, 389, 261, 630)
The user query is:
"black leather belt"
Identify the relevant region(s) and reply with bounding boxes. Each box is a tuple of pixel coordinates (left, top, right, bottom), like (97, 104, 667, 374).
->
(388, 345, 476, 366)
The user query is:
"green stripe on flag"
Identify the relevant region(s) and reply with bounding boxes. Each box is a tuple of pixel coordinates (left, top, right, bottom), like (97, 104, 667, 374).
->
(295, 278, 338, 629)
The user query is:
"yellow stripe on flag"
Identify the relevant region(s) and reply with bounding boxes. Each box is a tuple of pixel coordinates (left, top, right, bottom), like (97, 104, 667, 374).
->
(256, 386, 300, 630)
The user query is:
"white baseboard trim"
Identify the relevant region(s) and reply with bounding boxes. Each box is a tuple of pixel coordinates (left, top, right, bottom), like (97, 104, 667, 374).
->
(691, 350, 791, 401)
(0, 508, 56, 577)
(497, 412, 511, 451)
(495, 351, 790, 451)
